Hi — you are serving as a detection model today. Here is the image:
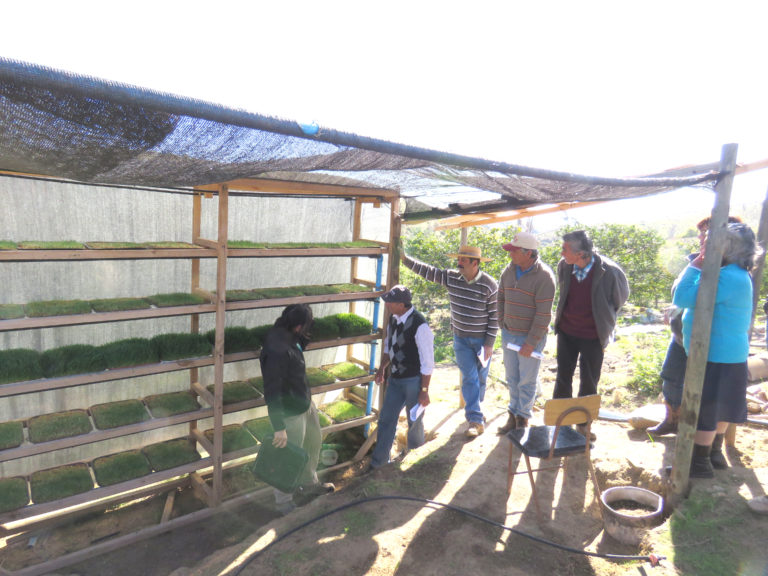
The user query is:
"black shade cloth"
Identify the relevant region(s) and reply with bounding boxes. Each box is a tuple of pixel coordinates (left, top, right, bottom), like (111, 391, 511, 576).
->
(0, 57, 720, 222)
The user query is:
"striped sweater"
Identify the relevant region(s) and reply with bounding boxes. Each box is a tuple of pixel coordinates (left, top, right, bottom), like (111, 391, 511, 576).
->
(497, 259, 555, 348)
(403, 253, 499, 346)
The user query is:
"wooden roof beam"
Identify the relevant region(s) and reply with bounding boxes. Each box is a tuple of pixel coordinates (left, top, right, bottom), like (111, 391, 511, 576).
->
(195, 178, 398, 200)
(433, 201, 606, 230)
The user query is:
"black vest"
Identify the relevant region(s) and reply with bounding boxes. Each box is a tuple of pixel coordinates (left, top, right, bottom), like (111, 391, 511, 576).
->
(388, 309, 427, 378)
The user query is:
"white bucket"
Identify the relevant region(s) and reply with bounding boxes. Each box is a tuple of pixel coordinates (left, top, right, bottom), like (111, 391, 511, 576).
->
(320, 449, 338, 466)
(600, 486, 664, 545)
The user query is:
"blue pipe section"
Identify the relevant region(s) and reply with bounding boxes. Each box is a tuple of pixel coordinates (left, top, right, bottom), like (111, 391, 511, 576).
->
(365, 254, 384, 437)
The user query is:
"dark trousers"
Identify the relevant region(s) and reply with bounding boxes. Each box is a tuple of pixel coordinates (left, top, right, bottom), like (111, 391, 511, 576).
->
(553, 331, 604, 398)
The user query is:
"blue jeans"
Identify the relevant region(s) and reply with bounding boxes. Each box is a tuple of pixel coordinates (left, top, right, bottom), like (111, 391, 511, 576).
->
(502, 329, 546, 420)
(371, 375, 425, 468)
(454, 335, 491, 424)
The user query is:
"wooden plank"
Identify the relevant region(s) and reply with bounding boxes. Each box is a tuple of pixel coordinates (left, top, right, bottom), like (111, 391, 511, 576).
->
(0, 458, 212, 525)
(159, 489, 176, 524)
(224, 290, 382, 311)
(191, 427, 213, 455)
(348, 199, 364, 361)
(308, 375, 375, 396)
(195, 177, 397, 200)
(211, 184, 229, 506)
(354, 427, 379, 460)
(0, 248, 215, 261)
(189, 472, 212, 506)
(0, 246, 386, 262)
(433, 201, 605, 230)
(191, 381, 214, 407)
(0, 303, 217, 332)
(226, 246, 385, 258)
(735, 157, 768, 175)
(193, 238, 218, 250)
(320, 414, 377, 435)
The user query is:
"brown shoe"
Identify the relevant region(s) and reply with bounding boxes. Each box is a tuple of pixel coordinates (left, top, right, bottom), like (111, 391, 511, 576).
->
(576, 424, 596, 442)
(515, 415, 528, 428)
(496, 412, 517, 435)
(648, 403, 679, 436)
(466, 422, 485, 438)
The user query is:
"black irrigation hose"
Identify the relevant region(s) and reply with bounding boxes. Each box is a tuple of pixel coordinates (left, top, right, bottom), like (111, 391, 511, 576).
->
(230, 495, 664, 575)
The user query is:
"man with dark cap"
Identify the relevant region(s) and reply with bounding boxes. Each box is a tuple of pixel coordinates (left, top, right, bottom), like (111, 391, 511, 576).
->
(370, 285, 434, 470)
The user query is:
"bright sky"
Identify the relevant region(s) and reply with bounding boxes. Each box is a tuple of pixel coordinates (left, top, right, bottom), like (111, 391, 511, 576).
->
(2, 1, 767, 224)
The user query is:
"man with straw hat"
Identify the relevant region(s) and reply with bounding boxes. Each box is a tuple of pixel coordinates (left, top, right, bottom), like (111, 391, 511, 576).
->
(402, 245, 499, 437)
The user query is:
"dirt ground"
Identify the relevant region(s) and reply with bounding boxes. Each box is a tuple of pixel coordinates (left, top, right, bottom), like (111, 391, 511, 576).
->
(3, 335, 768, 576)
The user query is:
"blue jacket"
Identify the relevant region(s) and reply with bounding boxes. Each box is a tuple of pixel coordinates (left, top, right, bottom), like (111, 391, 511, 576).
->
(673, 263, 752, 363)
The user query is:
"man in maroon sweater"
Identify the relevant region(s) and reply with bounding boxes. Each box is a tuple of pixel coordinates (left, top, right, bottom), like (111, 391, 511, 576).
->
(552, 230, 629, 436)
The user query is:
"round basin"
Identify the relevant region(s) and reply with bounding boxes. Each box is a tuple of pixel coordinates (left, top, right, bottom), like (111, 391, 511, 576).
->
(600, 486, 664, 545)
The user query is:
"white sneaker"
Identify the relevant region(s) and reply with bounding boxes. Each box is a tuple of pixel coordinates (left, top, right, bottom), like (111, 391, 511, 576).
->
(747, 495, 768, 515)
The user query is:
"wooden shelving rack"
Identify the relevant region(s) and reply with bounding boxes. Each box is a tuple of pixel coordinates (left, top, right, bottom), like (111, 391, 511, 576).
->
(0, 177, 400, 575)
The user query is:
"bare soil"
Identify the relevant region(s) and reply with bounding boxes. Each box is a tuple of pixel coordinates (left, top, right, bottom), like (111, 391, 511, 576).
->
(3, 335, 768, 576)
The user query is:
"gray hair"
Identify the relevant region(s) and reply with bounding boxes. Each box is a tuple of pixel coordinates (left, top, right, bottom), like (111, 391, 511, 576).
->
(562, 230, 593, 258)
(721, 223, 759, 270)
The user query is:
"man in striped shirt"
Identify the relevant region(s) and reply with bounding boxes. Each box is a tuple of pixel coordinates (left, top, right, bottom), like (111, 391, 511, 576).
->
(496, 232, 555, 434)
(402, 245, 499, 437)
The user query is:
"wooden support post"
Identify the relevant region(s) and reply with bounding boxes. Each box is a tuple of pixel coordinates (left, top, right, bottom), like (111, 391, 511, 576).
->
(354, 427, 379, 460)
(211, 184, 229, 507)
(748, 185, 768, 339)
(458, 227, 469, 408)
(190, 472, 213, 506)
(189, 193, 203, 438)
(348, 199, 364, 362)
(668, 143, 738, 507)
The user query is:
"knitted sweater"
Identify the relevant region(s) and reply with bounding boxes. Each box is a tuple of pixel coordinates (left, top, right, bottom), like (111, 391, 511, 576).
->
(554, 253, 629, 348)
(403, 253, 499, 347)
(497, 259, 555, 348)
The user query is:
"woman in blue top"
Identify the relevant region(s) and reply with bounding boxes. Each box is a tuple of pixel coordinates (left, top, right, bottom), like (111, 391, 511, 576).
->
(673, 222, 759, 478)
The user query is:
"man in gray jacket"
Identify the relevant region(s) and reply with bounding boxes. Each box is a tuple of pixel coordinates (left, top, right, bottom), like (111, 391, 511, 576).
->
(553, 230, 629, 416)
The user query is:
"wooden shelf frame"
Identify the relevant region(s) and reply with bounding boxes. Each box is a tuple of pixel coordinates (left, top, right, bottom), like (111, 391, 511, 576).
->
(0, 331, 381, 399)
(0, 245, 387, 262)
(0, 290, 385, 332)
(0, 374, 374, 465)
(0, 177, 394, 544)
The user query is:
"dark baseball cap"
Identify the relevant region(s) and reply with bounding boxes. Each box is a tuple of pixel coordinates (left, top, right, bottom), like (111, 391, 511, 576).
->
(381, 285, 412, 304)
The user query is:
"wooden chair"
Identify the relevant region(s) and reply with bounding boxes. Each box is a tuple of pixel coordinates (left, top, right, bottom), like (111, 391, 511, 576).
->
(506, 395, 601, 520)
